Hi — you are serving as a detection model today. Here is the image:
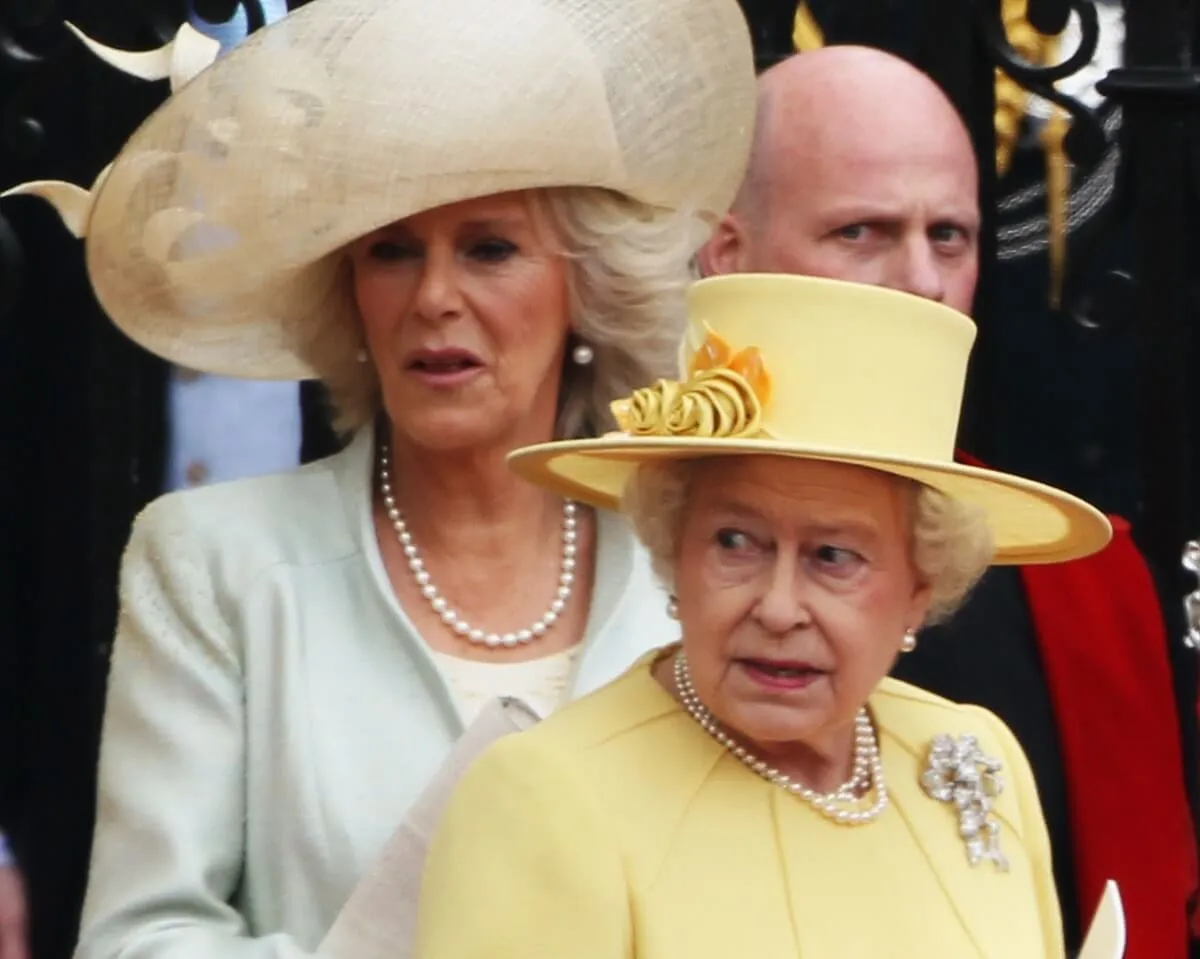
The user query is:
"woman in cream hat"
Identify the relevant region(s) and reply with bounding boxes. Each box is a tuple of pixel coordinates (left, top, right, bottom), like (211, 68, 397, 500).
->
(26, 0, 758, 955)
(413, 275, 1115, 958)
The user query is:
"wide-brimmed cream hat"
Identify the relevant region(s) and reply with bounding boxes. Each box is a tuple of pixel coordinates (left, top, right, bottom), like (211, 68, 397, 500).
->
(510, 274, 1112, 565)
(5, 0, 755, 379)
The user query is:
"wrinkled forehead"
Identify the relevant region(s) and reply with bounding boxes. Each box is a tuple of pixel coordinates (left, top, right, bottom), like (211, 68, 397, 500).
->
(684, 456, 917, 533)
(778, 148, 976, 221)
(767, 108, 978, 217)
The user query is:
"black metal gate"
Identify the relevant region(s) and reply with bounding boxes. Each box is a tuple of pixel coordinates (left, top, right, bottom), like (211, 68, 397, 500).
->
(0, 1, 1195, 955)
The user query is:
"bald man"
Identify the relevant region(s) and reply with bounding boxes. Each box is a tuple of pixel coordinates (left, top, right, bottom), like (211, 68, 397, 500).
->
(699, 46, 1198, 959)
(701, 47, 979, 312)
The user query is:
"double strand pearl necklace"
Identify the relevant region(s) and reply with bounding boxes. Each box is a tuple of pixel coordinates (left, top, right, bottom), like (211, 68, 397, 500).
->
(378, 440, 578, 648)
(673, 651, 889, 825)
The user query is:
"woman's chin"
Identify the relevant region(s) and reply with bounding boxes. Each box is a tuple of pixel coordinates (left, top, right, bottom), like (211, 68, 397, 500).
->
(717, 701, 828, 754)
(387, 412, 511, 455)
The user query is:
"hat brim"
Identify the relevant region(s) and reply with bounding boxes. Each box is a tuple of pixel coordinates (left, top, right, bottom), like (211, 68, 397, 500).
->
(77, 0, 756, 381)
(508, 436, 1112, 565)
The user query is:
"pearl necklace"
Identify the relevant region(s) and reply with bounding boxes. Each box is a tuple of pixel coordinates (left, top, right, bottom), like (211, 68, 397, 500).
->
(378, 440, 577, 648)
(673, 651, 889, 825)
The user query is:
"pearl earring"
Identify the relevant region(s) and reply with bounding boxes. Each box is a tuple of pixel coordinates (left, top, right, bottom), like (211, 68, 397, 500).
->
(355, 348, 369, 364)
(572, 342, 594, 366)
(900, 629, 918, 653)
(666, 596, 679, 620)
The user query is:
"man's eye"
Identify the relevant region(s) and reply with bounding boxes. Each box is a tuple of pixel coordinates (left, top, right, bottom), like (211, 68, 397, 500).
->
(931, 224, 969, 246)
(836, 224, 868, 241)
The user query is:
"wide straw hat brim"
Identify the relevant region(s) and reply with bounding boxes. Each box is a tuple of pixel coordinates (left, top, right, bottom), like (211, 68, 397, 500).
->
(80, 0, 757, 379)
(508, 434, 1111, 567)
(517, 273, 1109, 566)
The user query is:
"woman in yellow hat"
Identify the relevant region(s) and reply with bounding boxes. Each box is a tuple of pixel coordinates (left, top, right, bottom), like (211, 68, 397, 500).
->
(412, 274, 1114, 958)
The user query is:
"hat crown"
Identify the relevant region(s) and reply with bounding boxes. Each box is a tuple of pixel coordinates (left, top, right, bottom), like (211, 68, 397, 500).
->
(511, 275, 1111, 566)
(680, 275, 977, 464)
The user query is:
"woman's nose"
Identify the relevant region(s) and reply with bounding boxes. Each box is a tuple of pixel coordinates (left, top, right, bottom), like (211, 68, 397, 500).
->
(413, 245, 465, 321)
(753, 556, 813, 636)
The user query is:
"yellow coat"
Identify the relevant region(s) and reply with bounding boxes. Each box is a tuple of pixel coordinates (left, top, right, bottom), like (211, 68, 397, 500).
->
(415, 653, 1065, 958)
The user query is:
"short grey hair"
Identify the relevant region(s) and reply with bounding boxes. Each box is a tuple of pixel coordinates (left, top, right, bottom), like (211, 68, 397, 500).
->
(622, 458, 994, 625)
(294, 187, 708, 437)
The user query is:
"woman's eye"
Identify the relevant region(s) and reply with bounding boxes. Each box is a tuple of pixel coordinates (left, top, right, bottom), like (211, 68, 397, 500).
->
(468, 238, 518, 263)
(813, 544, 864, 571)
(715, 528, 753, 552)
(366, 239, 417, 262)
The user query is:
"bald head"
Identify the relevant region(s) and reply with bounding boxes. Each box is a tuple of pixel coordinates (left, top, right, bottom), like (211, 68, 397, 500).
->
(735, 47, 976, 218)
(704, 46, 981, 314)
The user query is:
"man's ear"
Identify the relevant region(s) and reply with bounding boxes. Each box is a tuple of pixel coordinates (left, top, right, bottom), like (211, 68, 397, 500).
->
(696, 214, 750, 277)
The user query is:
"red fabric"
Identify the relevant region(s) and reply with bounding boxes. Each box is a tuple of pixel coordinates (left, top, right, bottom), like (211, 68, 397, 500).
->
(957, 452, 1197, 957)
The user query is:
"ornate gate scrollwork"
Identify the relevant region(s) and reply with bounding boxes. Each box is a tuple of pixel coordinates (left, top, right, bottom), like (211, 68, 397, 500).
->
(972, 0, 1200, 631)
(976, 0, 1108, 166)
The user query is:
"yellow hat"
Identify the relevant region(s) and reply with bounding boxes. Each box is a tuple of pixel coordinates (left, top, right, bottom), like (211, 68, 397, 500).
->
(509, 274, 1112, 565)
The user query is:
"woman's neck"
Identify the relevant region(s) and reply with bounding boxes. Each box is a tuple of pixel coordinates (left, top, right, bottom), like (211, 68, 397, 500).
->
(382, 426, 565, 550)
(373, 422, 595, 661)
(758, 727, 858, 795)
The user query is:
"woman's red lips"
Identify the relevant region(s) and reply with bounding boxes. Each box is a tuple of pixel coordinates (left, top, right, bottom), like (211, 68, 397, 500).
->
(746, 659, 816, 671)
(405, 348, 484, 388)
(405, 347, 483, 372)
(739, 658, 824, 690)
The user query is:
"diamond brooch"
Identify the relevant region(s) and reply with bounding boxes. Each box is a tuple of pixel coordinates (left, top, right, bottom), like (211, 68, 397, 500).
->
(921, 734, 1010, 871)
